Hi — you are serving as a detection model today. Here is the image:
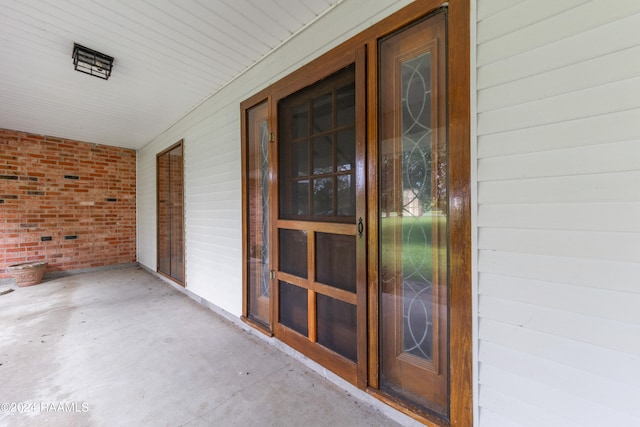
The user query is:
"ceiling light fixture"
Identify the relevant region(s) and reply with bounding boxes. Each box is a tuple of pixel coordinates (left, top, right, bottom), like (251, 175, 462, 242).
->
(72, 43, 114, 80)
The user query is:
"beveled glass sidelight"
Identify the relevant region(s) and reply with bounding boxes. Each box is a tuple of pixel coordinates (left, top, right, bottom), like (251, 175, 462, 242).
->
(379, 11, 449, 417)
(246, 102, 271, 326)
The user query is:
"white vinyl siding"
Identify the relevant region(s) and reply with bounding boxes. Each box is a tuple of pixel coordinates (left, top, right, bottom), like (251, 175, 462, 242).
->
(476, 0, 640, 426)
(136, 0, 413, 316)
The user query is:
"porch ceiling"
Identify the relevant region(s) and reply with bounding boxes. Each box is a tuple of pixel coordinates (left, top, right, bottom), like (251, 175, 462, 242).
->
(0, 0, 338, 150)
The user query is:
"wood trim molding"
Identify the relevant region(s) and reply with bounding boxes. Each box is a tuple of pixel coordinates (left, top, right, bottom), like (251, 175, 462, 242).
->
(446, 1, 472, 426)
(240, 1, 471, 424)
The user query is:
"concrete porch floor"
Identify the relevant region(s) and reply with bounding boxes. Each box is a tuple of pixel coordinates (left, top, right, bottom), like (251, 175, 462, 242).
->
(0, 266, 412, 426)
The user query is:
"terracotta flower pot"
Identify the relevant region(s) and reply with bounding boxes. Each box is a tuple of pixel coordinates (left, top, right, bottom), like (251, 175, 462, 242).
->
(6, 261, 48, 287)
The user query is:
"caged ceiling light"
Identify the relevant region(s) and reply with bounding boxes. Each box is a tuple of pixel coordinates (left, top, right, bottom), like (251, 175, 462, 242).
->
(72, 43, 114, 80)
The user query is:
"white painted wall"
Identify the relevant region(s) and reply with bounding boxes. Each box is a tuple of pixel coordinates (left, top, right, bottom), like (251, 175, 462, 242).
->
(137, 0, 640, 424)
(476, 0, 640, 426)
(137, 0, 413, 317)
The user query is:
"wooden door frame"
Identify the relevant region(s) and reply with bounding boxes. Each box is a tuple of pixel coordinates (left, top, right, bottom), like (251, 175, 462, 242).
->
(240, 1, 471, 424)
(365, 2, 470, 425)
(156, 139, 186, 286)
(269, 46, 367, 387)
(375, 9, 449, 416)
(240, 100, 273, 334)
(241, 95, 274, 336)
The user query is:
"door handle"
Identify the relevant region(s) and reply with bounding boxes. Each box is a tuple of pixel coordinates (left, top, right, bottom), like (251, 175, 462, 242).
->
(357, 217, 364, 238)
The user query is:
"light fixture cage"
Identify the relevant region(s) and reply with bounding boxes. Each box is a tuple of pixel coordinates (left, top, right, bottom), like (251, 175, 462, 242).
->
(72, 43, 114, 80)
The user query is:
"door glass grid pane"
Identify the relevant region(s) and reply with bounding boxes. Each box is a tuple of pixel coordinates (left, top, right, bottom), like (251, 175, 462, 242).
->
(292, 142, 309, 176)
(312, 177, 334, 216)
(312, 93, 332, 133)
(336, 175, 354, 216)
(279, 229, 308, 279)
(317, 294, 357, 362)
(293, 181, 309, 216)
(336, 129, 355, 172)
(279, 281, 308, 336)
(312, 136, 333, 175)
(292, 104, 309, 139)
(279, 65, 356, 221)
(336, 84, 355, 127)
(315, 233, 356, 293)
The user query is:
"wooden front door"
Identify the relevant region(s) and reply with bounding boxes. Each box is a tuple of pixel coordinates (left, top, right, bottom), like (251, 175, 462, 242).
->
(242, 3, 471, 422)
(273, 58, 367, 384)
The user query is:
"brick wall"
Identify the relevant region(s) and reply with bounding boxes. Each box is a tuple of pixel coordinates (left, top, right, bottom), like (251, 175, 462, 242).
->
(0, 128, 136, 278)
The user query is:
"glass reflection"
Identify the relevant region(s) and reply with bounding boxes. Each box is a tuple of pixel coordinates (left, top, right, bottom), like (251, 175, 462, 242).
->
(279, 65, 356, 221)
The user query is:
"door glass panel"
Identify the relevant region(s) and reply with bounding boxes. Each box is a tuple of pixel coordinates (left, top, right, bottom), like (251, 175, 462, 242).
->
(279, 229, 308, 279)
(279, 65, 355, 222)
(336, 175, 354, 216)
(317, 295, 357, 361)
(277, 61, 361, 381)
(312, 177, 334, 216)
(336, 84, 355, 127)
(279, 281, 308, 336)
(336, 129, 355, 172)
(312, 93, 332, 133)
(316, 233, 356, 293)
(292, 104, 309, 139)
(292, 142, 309, 176)
(337, 129, 356, 217)
(379, 11, 448, 416)
(312, 136, 333, 175)
(246, 102, 270, 326)
(292, 181, 309, 216)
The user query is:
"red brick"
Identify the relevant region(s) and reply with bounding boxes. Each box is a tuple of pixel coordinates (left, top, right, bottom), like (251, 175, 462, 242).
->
(0, 128, 136, 278)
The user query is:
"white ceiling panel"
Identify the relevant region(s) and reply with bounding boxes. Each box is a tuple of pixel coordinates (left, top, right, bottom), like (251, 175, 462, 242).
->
(0, 0, 339, 149)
